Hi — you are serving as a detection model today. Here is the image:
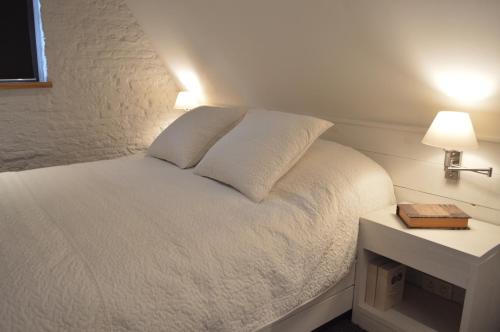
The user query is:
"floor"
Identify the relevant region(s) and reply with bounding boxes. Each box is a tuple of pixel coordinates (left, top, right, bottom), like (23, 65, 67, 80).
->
(313, 311, 366, 332)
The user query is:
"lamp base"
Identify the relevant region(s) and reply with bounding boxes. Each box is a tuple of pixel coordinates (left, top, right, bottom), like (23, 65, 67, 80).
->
(444, 150, 462, 180)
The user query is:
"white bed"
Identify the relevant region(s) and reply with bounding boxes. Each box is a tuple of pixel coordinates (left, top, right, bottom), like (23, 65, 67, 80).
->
(0, 139, 395, 331)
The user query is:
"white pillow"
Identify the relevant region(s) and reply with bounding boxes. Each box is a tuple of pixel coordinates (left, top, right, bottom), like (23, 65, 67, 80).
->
(194, 109, 333, 202)
(148, 106, 246, 168)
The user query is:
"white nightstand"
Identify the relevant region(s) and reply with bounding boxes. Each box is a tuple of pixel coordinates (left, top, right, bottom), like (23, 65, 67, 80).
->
(352, 205, 500, 332)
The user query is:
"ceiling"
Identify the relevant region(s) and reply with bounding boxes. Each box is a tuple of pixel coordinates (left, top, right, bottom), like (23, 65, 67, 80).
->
(126, 0, 500, 140)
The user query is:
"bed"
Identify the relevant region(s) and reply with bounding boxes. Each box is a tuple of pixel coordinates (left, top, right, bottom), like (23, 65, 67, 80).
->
(0, 139, 395, 331)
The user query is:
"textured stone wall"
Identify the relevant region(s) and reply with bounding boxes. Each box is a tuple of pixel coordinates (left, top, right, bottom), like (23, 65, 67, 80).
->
(0, 0, 180, 172)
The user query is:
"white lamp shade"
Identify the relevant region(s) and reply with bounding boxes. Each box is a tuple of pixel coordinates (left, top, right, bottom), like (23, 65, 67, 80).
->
(422, 111, 478, 150)
(174, 91, 199, 110)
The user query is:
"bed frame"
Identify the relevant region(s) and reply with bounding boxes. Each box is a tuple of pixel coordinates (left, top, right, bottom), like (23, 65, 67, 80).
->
(258, 267, 355, 332)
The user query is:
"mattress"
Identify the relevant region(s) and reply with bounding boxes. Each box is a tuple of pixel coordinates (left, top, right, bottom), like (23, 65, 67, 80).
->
(0, 139, 395, 331)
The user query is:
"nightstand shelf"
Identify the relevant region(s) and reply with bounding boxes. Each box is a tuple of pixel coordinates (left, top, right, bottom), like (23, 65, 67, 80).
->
(352, 205, 500, 332)
(358, 257, 462, 332)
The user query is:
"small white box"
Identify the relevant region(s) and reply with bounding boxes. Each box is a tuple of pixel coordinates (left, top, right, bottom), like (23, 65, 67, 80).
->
(374, 261, 406, 311)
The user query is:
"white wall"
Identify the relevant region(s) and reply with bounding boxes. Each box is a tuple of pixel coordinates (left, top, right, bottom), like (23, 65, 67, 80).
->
(126, 0, 500, 223)
(0, 0, 180, 172)
(126, 0, 500, 141)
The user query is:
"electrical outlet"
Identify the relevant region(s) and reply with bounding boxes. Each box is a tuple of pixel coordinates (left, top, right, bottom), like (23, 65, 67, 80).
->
(405, 267, 422, 287)
(434, 279, 453, 300)
(452, 286, 466, 304)
(421, 274, 436, 293)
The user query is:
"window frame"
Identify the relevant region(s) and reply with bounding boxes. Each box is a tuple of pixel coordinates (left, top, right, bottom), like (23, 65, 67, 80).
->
(26, 0, 40, 82)
(0, 0, 46, 84)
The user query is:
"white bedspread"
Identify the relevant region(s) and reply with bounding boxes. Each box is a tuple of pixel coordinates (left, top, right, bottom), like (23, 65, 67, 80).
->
(0, 140, 395, 331)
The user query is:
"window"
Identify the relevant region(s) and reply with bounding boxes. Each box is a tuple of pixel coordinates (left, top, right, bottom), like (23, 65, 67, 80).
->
(0, 0, 46, 83)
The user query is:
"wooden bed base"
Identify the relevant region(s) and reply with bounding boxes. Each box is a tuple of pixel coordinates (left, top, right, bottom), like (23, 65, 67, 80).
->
(258, 267, 355, 332)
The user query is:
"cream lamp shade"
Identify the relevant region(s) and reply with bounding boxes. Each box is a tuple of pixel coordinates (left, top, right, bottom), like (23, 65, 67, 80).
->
(422, 111, 479, 150)
(174, 91, 199, 110)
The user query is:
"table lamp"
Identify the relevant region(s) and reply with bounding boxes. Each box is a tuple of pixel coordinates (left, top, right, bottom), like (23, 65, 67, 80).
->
(174, 91, 199, 111)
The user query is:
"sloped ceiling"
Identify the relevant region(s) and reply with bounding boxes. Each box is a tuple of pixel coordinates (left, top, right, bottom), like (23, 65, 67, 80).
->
(126, 0, 500, 140)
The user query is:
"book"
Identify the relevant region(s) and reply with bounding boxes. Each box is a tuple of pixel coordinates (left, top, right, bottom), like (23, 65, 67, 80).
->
(397, 204, 469, 229)
(374, 261, 406, 311)
(365, 257, 391, 306)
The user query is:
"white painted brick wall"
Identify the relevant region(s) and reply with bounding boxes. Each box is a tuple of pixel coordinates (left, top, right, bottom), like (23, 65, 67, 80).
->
(0, 0, 180, 172)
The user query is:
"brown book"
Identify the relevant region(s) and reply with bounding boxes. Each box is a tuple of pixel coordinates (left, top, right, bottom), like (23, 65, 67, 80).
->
(397, 204, 469, 229)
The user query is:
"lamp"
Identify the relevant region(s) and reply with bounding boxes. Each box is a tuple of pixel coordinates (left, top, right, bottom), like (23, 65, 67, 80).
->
(174, 91, 199, 111)
(422, 111, 492, 179)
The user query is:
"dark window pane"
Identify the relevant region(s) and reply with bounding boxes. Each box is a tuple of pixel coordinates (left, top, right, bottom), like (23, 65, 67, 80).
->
(0, 0, 37, 81)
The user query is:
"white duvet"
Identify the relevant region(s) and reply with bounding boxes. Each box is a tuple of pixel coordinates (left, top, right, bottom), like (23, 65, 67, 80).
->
(0, 140, 395, 332)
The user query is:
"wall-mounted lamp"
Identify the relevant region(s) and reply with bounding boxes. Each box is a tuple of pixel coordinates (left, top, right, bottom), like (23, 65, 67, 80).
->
(422, 111, 493, 179)
(174, 91, 199, 111)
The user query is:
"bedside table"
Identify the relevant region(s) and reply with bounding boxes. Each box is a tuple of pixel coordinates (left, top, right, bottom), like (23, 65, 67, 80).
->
(352, 205, 500, 332)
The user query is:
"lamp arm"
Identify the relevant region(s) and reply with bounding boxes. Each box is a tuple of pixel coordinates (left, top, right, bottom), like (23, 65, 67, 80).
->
(446, 166, 493, 177)
(443, 150, 494, 179)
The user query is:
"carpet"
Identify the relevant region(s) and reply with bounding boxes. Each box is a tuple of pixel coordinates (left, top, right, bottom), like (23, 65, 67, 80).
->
(313, 311, 366, 332)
